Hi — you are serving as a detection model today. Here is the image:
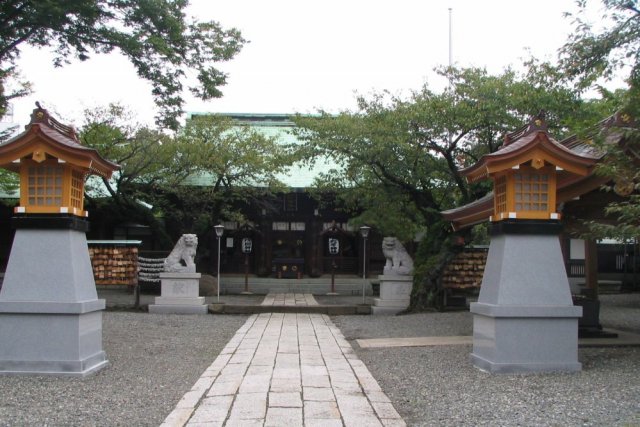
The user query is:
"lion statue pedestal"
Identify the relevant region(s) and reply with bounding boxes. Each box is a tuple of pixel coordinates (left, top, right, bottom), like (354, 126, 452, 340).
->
(149, 234, 207, 314)
(372, 237, 414, 315)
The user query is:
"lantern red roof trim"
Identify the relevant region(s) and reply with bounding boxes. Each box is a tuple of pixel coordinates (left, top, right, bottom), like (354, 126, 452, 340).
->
(0, 105, 119, 178)
(442, 111, 633, 230)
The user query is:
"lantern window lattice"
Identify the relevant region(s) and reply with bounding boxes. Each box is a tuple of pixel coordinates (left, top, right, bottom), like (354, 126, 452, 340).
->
(70, 169, 84, 210)
(26, 163, 64, 207)
(494, 175, 507, 215)
(513, 171, 549, 212)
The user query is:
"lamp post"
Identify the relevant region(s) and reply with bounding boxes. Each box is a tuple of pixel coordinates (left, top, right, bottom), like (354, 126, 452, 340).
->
(360, 226, 371, 304)
(241, 236, 253, 294)
(214, 224, 224, 302)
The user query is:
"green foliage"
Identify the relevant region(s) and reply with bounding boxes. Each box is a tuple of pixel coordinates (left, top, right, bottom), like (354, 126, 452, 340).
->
(560, 1, 640, 240)
(0, 0, 246, 129)
(79, 104, 181, 200)
(79, 107, 294, 244)
(293, 65, 599, 237)
(560, 1, 640, 95)
(292, 64, 604, 308)
(180, 115, 292, 192)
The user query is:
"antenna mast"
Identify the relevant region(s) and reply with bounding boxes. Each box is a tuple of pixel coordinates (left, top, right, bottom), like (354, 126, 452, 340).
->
(448, 7, 453, 68)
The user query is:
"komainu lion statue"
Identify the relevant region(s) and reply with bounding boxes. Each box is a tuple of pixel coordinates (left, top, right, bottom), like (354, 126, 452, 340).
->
(164, 234, 198, 273)
(382, 236, 414, 276)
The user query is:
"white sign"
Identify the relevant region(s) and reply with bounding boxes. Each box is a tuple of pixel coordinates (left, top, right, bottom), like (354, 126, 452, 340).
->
(328, 238, 339, 255)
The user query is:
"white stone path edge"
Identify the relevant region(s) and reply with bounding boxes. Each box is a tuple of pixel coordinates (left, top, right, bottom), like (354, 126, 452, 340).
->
(161, 312, 406, 427)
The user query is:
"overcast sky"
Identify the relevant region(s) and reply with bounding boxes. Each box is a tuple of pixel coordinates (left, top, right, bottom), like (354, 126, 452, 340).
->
(5, 0, 605, 129)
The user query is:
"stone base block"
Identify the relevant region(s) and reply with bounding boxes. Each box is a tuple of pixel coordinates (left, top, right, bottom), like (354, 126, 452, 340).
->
(151, 272, 206, 314)
(373, 298, 410, 308)
(372, 275, 412, 315)
(153, 296, 205, 306)
(0, 308, 108, 376)
(149, 304, 208, 314)
(471, 303, 582, 373)
(159, 273, 202, 299)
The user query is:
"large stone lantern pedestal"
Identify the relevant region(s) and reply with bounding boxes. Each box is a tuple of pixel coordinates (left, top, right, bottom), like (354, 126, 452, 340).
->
(0, 217, 108, 376)
(0, 105, 118, 376)
(470, 221, 582, 373)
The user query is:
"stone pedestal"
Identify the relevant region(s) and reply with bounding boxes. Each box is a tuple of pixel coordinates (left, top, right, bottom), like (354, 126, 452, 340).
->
(0, 220, 108, 376)
(470, 221, 582, 373)
(149, 272, 207, 314)
(372, 275, 413, 315)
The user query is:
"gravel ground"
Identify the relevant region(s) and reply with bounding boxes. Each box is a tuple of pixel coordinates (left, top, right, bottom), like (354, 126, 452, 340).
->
(0, 294, 637, 426)
(333, 293, 640, 427)
(0, 313, 248, 427)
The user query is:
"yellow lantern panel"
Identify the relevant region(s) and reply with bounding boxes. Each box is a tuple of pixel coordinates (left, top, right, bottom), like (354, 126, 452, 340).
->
(17, 159, 87, 216)
(491, 165, 558, 221)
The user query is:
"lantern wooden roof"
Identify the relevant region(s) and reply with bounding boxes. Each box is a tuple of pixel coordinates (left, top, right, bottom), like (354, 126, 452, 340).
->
(442, 112, 633, 230)
(460, 113, 599, 183)
(0, 104, 119, 177)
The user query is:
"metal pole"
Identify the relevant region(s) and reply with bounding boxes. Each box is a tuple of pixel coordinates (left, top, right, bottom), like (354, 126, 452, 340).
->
(362, 235, 367, 304)
(244, 252, 249, 293)
(217, 235, 221, 302)
(331, 259, 336, 293)
(448, 8, 453, 68)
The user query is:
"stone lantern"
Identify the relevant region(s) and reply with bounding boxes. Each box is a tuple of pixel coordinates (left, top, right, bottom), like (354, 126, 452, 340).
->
(0, 105, 119, 376)
(461, 113, 598, 373)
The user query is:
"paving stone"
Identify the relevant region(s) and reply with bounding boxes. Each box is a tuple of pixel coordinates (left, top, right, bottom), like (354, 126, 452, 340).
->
(332, 380, 362, 393)
(366, 390, 392, 403)
(275, 353, 300, 367)
(239, 374, 271, 393)
(175, 390, 204, 409)
(206, 379, 241, 397)
(301, 374, 331, 388)
(191, 377, 215, 392)
(336, 394, 376, 417)
(304, 400, 341, 419)
(264, 407, 303, 426)
(343, 414, 383, 427)
(268, 391, 303, 408)
(250, 356, 276, 366)
(304, 419, 344, 427)
(229, 352, 254, 364)
(270, 377, 302, 393)
(224, 418, 264, 427)
(246, 365, 273, 376)
(272, 367, 301, 379)
(301, 365, 328, 376)
(228, 392, 267, 420)
(303, 387, 336, 402)
(186, 422, 223, 427)
(372, 401, 402, 419)
(189, 396, 233, 422)
(221, 363, 249, 376)
(163, 304, 405, 427)
(160, 407, 193, 427)
(208, 353, 233, 369)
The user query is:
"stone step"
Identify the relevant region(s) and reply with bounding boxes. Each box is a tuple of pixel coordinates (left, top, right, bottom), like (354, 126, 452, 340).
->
(208, 303, 371, 315)
(220, 276, 374, 295)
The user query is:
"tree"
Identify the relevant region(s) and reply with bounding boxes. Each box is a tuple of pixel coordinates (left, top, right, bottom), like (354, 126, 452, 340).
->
(80, 108, 294, 249)
(149, 114, 293, 235)
(559, 0, 640, 109)
(80, 104, 186, 199)
(0, 0, 246, 129)
(559, 0, 640, 240)
(293, 65, 610, 309)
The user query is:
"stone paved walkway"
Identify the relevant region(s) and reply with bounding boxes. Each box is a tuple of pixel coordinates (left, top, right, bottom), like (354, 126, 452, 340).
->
(261, 293, 318, 306)
(161, 311, 405, 427)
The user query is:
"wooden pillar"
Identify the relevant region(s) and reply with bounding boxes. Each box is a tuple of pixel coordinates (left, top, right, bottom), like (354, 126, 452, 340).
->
(584, 239, 599, 299)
